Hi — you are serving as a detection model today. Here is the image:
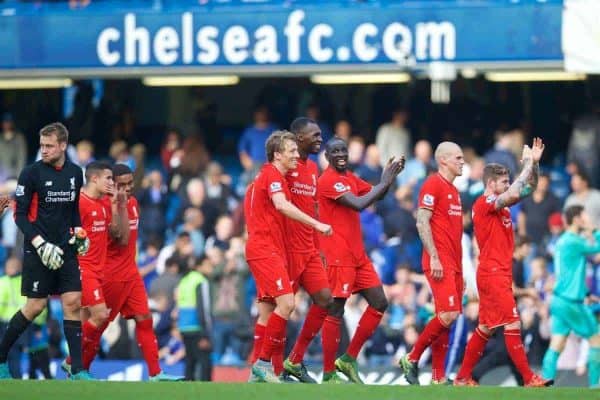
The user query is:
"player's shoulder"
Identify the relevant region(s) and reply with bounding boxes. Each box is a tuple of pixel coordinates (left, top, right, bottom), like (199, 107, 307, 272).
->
(24, 160, 45, 174)
(64, 160, 83, 174)
(128, 196, 139, 207)
(476, 193, 497, 205)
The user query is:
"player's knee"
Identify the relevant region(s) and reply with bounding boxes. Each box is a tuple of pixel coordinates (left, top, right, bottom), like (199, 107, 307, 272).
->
(478, 325, 493, 336)
(91, 309, 109, 326)
(549, 335, 567, 352)
(312, 289, 333, 309)
(277, 296, 295, 318)
(371, 296, 388, 313)
(328, 299, 346, 319)
(134, 313, 153, 322)
(588, 334, 600, 347)
(24, 299, 48, 318)
(505, 321, 521, 331)
(438, 311, 459, 325)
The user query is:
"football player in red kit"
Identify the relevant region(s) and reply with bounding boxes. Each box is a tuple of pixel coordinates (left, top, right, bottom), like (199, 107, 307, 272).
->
(454, 138, 552, 387)
(245, 130, 332, 383)
(399, 141, 465, 385)
(318, 138, 404, 383)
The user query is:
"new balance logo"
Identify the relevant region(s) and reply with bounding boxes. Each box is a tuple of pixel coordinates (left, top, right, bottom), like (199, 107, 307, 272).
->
(276, 278, 283, 291)
(342, 283, 350, 293)
(449, 295, 455, 307)
(93, 289, 100, 300)
(91, 211, 97, 217)
(33, 281, 39, 292)
(45, 181, 53, 187)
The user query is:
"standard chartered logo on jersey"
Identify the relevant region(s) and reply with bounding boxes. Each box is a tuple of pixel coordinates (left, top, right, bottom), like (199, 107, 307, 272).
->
(46, 191, 76, 203)
(95, 10, 456, 66)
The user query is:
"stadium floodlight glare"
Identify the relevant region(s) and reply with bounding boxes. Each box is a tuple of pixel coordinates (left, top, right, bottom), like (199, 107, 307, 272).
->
(485, 71, 587, 82)
(460, 68, 478, 79)
(142, 75, 240, 86)
(0, 79, 73, 89)
(310, 73, 411, 85)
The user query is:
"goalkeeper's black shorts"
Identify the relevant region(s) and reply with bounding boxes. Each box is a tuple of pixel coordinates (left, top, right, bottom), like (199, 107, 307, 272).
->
(22, 247, 81, 298)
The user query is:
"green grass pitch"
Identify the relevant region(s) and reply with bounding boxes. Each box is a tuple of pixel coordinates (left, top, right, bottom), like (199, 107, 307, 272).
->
(0, 381, 596, 400)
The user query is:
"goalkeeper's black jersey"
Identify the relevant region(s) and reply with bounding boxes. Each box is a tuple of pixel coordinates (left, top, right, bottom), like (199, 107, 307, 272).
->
(14, 159, 83, 250)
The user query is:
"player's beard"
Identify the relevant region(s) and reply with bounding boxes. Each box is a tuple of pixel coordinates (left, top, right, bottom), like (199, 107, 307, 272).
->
(44, 152, 65, 167)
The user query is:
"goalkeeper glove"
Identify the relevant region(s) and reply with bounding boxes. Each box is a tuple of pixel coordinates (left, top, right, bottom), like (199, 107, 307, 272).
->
(31, 235, 64, 270)
(69, 227, 90, 256)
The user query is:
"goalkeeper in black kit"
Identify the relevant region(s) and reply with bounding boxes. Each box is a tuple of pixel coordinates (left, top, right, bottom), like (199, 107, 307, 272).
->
(0, 122, 93, 380)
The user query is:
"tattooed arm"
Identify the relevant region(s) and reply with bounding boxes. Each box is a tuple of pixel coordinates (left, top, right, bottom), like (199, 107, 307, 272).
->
(416, 208, 444, 280)
(495, 137, 544, 211)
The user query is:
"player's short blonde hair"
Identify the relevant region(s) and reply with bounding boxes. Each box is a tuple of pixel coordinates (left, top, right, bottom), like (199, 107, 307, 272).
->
(39, 122, 69, 143)
(265, 130, 296, 162)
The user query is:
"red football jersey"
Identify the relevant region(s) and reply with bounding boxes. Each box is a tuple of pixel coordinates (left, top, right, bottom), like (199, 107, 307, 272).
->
(104, 196, 140, 282)
(285, 158, 319, 253)
(78, 192, 110, 276)
(245, 163, 291, 260)
(317, 167, 372, 266)
(472, 194, 514, 276)
(418, 173, 463, 271)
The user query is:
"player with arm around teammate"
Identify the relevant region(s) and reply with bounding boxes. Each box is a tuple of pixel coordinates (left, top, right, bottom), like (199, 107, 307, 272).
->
(245, 130, 332, 383)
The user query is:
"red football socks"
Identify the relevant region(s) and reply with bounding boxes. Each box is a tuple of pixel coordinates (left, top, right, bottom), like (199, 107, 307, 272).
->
(259, 312, 287, 363)
(288, 304, 328, 364)
(504, 329, 534, 383)
(272, 337, 286, 375)
(81, 320, 106, 370)
(408, 315, 449, 362)
(431, 328, 450, 381)
(136, 318, 161, 377)
(249, 323, 266, 364)
(346, 306, 383, 359)
(321, 316, 341, 373)
(456, 327, 489, 380)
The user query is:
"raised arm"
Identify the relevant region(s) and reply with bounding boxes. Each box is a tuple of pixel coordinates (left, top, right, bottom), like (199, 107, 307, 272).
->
(108, 186, 130, 246)
(336, 156, 405, 211)
(495, 138, 544, 210)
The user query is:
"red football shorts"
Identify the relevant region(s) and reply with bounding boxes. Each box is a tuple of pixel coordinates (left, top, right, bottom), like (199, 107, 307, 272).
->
(425, 268, 463, 313)
(477, 273, 519, 329)
(80, 269, 105, 307)
(103, 276, 150, 321)
(287, 251, 330, 295)
(249, 255, 293, 302)
(328, 261, 381, 299)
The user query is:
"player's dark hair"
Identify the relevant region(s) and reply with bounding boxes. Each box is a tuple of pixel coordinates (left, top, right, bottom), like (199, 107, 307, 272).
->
(113, 163, 133, 177)
(564, 205, 585, 225)
(290, 117, 316, 136)
(39, 122, 69, 143)
(483, 163, 509, 186)
(265, 130, 296, 162)
(85, 161, 112, 182)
